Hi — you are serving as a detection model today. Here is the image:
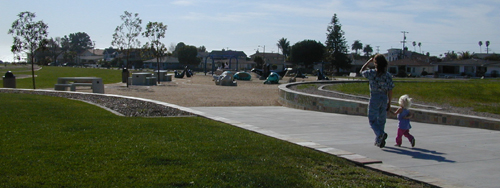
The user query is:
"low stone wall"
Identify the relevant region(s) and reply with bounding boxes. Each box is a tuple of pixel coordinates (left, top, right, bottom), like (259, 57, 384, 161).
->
(278, 81, 500, 131)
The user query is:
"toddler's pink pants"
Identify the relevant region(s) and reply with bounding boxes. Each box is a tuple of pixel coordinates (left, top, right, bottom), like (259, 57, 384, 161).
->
(396, 128, 414, 146)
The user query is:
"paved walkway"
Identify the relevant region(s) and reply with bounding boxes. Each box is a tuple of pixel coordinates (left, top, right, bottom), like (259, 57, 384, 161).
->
(190, 106, 500, 188)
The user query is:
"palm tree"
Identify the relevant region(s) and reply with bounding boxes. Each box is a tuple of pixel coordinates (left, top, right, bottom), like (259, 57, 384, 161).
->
(478, 41, 483, 53)
(277, 37, 290, 61)
(351, 40, 363, 55)
(363, 44, 373, 57)
(412, 41, 416, 52)
(458, 51, 472, 60)
(485, 41, 490, 54)
(418, 42, 422, 53)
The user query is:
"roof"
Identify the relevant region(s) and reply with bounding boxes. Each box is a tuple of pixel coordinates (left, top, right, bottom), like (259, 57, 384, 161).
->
(104, 48, 118, 54)
(474, 53, 499, 59)
(208, 50, 247, 59)
(389, 58, 432, 66)
(197, 52, 210, 58)
(433, 59, 495, 66)
(144, 56, 179, 63)
(79, 56, 103, 61)
(250, 52, 285, 59)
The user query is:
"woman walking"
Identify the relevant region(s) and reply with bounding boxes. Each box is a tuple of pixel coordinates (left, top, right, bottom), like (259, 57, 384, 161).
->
(360, 54, 395, 148)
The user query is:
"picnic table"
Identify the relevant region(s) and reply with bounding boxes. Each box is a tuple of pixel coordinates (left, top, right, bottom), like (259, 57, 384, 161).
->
(54, 77, 104, 93)
(130, 72, 158, 85)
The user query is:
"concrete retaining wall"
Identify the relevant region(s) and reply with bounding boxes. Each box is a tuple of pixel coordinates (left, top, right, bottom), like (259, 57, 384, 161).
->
(278, 80, 500, 130)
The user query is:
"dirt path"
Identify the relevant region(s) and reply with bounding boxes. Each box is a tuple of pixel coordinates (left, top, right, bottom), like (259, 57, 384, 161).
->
(104, 73, 316, 107)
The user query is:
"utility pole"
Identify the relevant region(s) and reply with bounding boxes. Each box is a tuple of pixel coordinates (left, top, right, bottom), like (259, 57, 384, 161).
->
(259, 45, 266, 63)
(401, 31, 409, 58)
(401, 31, 409, 51)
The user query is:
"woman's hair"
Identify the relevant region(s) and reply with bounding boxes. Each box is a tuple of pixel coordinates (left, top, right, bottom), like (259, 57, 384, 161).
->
(374, 54, 388, 76)
(398, 94, 412, 109)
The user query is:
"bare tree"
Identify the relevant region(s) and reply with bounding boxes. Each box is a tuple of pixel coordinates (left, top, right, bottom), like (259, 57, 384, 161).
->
(112, 11, 143, 69)
(142, 21, 167, 84)
(47, 37, 69, 66)
(8, 11, 48, 89)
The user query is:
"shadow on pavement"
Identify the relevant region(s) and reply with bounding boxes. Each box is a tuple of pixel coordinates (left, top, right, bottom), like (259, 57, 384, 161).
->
(382, 146, 455, 163)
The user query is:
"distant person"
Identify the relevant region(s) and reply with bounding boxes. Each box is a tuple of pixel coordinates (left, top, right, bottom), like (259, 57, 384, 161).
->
(391, 94, 415, 147)
(360, 54, 395, 148)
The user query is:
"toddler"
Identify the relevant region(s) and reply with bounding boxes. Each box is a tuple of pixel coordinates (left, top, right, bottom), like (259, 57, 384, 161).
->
(392, 94, 415, 147)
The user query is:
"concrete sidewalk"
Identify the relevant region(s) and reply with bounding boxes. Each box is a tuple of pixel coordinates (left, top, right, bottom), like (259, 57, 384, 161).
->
(190, 106, 500, 188)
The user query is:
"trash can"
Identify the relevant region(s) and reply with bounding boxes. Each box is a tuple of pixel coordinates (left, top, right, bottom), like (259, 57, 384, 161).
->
(122, 68, 129, 83)
(3, 71, 16, 88)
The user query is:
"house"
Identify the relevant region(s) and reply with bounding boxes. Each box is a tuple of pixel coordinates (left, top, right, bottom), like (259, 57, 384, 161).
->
(386, 48, 412, 62)
(346, 50, 436, 77)
(249, 52, 291, 71)
(143, 56, 181, 70)
(432, 59, 500, 77)
(103, 47, 120, 62)
(202, 50, 254, 71)
(388, 58, 434, 77)
(78, 49, 104, 66)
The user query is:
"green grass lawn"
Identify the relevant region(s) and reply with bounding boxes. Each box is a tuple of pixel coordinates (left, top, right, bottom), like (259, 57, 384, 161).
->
(1, 66, 122, 89)
(323, 79, 500, 114)
(0, 93, 428, 187)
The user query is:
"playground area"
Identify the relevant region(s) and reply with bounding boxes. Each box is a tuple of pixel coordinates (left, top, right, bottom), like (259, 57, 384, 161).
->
(104, 72, 318, 107)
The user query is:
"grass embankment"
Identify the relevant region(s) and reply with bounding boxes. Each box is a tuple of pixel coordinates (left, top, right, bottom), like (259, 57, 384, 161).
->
(1, 66, 122, 89)
(322, 79, 500, 114)
(0, 93, 428, 187)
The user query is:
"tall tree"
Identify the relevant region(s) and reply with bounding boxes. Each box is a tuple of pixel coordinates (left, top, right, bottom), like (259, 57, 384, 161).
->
(68, 32, 92, 53)
(142, 21, 167, 84)
(418, 42, 422, 53)
(277, 37, 290, 61)
(172, 42, 186, 57)
(177, 45, 199, 67)
(290, 40, 325, 69)
(46, 37, 69, 65)
(458, 51, 473, 60)
(412, 41, 417, 52)
(325, 14, 351, 73)
(351, 40, 362, 55)
(8, 11, 49, 89)
(68, 32, 92, 65)
(112, 11, 142, 69)
(478, 41, 483, 53)
(363, 44, 373, 57)
(444, 51, 458, 61)
(197, 45, 207, 52)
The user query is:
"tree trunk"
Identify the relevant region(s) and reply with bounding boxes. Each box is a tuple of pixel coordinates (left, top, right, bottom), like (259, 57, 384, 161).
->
(30, 54, 36, 89)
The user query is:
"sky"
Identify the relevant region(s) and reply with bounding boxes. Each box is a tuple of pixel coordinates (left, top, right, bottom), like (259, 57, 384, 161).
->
(1, 0, 499, 62)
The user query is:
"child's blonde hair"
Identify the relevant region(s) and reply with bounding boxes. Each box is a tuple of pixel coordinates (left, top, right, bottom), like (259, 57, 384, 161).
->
(398, 94, 412, 109)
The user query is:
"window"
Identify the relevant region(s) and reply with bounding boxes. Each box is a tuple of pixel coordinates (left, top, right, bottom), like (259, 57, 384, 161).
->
(389, 67, 397, 74)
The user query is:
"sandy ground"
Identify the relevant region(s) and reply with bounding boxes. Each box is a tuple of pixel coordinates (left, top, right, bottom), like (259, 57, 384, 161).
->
(104, 72, 317, 107)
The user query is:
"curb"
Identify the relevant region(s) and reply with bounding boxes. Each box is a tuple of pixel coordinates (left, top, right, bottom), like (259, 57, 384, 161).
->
(278, 80, 500, 131)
